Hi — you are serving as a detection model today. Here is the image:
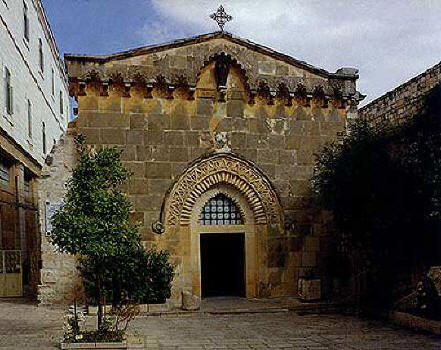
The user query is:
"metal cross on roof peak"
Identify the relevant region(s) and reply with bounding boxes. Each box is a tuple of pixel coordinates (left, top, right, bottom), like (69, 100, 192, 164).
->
(210, 5, 232, 32)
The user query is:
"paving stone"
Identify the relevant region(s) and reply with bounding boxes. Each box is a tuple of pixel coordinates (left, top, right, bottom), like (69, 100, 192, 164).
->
(1, 299, 440, 349)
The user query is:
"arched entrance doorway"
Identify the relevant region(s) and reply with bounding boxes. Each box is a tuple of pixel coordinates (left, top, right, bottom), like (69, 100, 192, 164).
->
(199, 193, 245, 297)
(161, 153, 283, 299)
(190, 186, 255, 298)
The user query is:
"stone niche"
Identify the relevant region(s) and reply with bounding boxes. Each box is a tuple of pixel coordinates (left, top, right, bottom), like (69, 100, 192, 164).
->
(39, 31, 362, 305)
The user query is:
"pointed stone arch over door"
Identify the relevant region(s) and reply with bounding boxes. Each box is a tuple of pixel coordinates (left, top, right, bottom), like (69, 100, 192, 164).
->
(162, 153, 283, 298)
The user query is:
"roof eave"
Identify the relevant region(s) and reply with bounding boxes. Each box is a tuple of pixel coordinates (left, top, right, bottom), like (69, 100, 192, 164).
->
(64, 31, 359, 81)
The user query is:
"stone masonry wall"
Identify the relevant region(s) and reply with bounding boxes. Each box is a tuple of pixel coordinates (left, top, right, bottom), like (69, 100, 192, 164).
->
(41, 34, 362, 304)
(74, 81, 347, 299)
(359, 61, 441, 126)
(37, 125, 82, 305)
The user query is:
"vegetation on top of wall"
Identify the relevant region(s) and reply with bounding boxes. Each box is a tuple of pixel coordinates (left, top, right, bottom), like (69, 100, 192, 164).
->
(311, 84, 441, 309)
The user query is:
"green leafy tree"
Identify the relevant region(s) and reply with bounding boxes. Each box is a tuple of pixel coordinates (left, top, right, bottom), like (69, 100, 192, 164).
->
(51, 135, 173, 328)
(311, 85, 441, 307)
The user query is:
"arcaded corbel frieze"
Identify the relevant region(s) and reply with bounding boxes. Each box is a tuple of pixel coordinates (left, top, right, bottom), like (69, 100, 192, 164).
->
(68, 79, 87, 97)
(68, 79, 78, 97)
(187, 87, 196, 100)
(294, 84, 308, 107)
(130, 72, 151, 99)
(78, 82, 87, 96)
(247, 89, 257, 105)
(145, 84, 154, 99)
(173, 75, 191, 100)
(167, 85, 176, 100)
(123, 82, 132, 98)
(100, 82, 109, 97)
(330, 88, 345, 109)
(275, 83, 291, 106)
(68, 65, 357, 106)
(256, 81, 273, 105)
(152, 75, 171, 99)
(312, 85, 327, 108)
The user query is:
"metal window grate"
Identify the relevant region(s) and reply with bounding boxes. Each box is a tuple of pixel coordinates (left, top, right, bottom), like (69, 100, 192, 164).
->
(199, 194, 243, 225)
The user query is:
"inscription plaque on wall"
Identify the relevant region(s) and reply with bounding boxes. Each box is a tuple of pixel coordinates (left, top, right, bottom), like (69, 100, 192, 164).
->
(45, 201, 63, 235)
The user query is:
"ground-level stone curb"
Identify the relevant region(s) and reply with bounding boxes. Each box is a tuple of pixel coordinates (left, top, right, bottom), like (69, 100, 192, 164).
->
(390, 311, 441, 335)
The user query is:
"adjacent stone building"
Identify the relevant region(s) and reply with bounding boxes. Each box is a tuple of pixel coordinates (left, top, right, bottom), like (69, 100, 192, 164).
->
(360, 60, 441, 126)
(38, 31, 363, 304)
(0, 0, 69, 297)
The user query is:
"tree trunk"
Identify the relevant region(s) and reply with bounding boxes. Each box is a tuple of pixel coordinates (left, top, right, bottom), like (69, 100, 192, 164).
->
(112, 273, 121, 307)
(97, 275, 103, 330)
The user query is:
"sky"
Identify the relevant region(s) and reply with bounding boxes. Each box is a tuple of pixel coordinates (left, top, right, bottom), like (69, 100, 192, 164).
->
(42, 0, 441, 105)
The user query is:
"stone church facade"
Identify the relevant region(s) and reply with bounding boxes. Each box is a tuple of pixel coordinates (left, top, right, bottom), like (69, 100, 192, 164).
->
(38, 32, 363, 304)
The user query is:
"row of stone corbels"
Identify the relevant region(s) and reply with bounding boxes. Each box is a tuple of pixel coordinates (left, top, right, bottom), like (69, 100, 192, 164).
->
(68, 70, 357, 109)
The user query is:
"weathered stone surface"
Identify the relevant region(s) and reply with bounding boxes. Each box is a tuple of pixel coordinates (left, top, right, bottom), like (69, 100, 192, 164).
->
(1, 301, 439, 349)
(41, 32, 362, 305)
(298, 278, 321, 301)
(181, 290, 201, 311)
(37, 127, 83, 305)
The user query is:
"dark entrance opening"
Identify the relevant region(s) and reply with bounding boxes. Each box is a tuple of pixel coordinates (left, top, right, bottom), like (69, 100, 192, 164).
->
(200, 233, 245, 298)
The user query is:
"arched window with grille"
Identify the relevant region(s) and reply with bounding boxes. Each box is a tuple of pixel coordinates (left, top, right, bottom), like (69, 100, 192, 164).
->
(199, 194, 243, 225)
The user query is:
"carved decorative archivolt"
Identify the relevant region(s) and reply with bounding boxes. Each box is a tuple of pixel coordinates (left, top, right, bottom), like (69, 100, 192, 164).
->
(164, 153, 283, 226)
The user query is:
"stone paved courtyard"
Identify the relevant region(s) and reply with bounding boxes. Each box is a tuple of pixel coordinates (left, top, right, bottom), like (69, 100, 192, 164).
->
(0, 299, 440, 349)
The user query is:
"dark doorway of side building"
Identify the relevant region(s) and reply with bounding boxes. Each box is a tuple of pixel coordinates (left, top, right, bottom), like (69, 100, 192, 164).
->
(200, 233, 245, 298)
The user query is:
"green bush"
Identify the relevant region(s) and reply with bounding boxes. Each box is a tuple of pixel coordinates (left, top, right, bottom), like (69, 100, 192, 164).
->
(81, 248, 174, 305)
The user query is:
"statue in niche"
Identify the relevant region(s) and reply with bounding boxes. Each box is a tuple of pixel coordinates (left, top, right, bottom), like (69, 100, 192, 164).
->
(214, 54, 230, 88)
